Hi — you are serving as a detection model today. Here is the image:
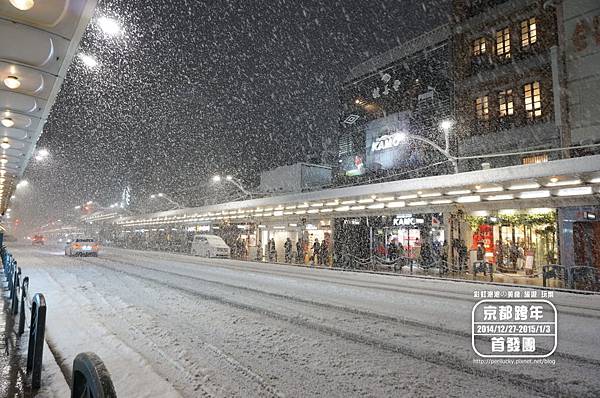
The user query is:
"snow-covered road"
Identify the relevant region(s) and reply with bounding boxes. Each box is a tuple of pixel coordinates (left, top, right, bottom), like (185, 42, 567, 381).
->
(12, 245, 600, 397)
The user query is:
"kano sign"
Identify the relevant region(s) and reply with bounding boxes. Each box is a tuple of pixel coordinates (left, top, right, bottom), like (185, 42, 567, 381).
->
(371, 132, 405, 152)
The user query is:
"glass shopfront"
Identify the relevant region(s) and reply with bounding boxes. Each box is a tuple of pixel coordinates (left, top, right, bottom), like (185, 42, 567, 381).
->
(466, 210, 558, 278)
(256, 221, 333, 265)
(376, 214, 445, 260)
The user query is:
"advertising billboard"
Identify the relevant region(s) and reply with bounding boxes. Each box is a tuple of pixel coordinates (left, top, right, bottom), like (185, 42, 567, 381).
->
(365, 112, 413, 171)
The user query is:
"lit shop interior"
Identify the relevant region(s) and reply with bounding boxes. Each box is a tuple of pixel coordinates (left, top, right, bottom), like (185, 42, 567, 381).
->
(465, 208, 558, 279)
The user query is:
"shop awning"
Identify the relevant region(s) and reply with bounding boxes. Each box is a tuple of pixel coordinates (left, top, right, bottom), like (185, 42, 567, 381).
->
(116, 155, 600, 227)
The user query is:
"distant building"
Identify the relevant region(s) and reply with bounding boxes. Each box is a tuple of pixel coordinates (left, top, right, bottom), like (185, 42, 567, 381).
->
(561, 0, 600, 151)
(336, 25, 454, 186)
(452, 0, 563, 169)
(259, 163, 332, 194)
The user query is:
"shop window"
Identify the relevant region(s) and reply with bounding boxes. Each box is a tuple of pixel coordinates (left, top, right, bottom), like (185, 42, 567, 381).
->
(521, 17, 537, 48)
(496, 27, 511, 59)
(522, 154, 548, 165)
(524, 81, 542, 119)
(498, 89, 514, 117)
(475, 95, 489, 121)
(472, 37, 487, 56)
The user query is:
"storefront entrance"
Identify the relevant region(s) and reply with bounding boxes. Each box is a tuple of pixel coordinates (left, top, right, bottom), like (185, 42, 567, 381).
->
(466, 210, 558, 284)
(257, 221, 332, 265)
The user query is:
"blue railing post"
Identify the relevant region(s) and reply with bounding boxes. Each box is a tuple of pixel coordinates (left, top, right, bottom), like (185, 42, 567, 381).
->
(11, 266, 20, 315)
(27, 293, 47, 389)
(19, 276, 29, 335)
(7, 258, 14, 294)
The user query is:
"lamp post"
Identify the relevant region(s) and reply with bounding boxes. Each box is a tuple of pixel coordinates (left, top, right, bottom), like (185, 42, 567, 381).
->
(439, 119, 458, 173)
(150, 192, 183, 209)
(392, 132, 458, 173)
(212, 175, 253, 199)
(388, 120, 458, 173)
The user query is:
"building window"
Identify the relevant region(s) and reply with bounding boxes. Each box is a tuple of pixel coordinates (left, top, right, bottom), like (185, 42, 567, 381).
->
(524, 81, 542, 119)
(472, 37, 487, 56)
(521, 17, 537, 48)
(475, 95, 489, 121)
(498, 89, 514, 117)
(522, 154, 548, 165)
(496, 27, 511, 58)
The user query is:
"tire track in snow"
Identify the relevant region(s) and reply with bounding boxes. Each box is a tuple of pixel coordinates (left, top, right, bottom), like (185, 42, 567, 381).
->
(83, 256, 600, 398)
(107, 248, 600, 319)
(28, 250, 283, 398)
(87, 254, 600, 367)
(25, 265, 186, 398)
(74, 281, 218, 398)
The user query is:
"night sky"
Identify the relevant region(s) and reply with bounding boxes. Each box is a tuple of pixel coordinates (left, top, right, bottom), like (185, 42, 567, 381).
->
(18, 0, 448, 227)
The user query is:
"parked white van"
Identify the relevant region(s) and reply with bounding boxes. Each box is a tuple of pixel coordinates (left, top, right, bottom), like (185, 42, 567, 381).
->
(191, 234, 230, 258)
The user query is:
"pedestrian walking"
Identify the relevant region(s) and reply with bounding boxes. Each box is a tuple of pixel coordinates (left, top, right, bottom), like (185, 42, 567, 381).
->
(296, 239, 303, 264)
(320, 239, 328, 266)
(284, 237, 292, 263)
(256, 239, 262, 261)
(312, 238, 321, 265)
(269, 238, 277, 262)
(476, 241, 485, 261)
(509, 241, 519, 270)
(387, 239, 398, 260)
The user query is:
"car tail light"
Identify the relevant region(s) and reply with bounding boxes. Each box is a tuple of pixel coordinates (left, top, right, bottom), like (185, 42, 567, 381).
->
(73, 243, 81, 249)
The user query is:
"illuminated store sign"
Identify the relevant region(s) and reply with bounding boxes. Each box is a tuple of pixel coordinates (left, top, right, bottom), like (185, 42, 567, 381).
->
(371, 132, 405, 152)
(392, 215, 424, 226)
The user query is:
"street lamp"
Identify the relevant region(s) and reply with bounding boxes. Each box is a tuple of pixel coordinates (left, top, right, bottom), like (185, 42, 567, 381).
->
(439, 119, 454, 132)
(150, 192, 183, 209)
(438, 119, 458, 173)
(439, 119, 453, 156)
(97, 16, 122, 36)
(35, 148, 49, 162)
(212, 175, 253, 199)
(78, 53, 98, 68)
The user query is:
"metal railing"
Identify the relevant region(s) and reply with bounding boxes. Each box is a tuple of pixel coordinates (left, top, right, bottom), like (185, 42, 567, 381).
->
(26, 293, 46, 389)
(19, 276, 29, 335)
(2, 245, 118, 394)
(4, 255, 21, 315)
(542, 264, 600, 290)
(2, 246, 46, 389)
(472, 260, 494, 282)
(339, 253, 419, 273)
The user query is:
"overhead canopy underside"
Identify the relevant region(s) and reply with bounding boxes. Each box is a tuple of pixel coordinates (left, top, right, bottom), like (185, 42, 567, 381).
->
(0, 0, 97, 213)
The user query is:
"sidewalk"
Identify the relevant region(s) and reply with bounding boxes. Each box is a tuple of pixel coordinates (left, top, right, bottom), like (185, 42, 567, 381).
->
(1, 273, 71, 398)
(1, 282, 28, 398)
